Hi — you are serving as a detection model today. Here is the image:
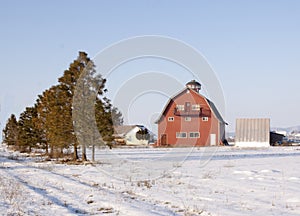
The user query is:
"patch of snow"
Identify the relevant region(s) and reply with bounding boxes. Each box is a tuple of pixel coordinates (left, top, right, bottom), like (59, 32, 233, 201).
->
(0, 145, 300, 215)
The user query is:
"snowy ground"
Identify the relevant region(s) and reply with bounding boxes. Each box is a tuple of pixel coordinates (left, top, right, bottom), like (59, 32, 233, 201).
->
(0, 145, 300, 216)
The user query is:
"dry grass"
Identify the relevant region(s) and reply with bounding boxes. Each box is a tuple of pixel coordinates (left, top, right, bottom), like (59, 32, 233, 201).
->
(0, 176, 24, 215)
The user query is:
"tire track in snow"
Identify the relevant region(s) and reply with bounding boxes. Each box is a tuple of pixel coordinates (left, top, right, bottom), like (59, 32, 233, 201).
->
(1, 156, 180, 215)
(1, 161, 89, 215)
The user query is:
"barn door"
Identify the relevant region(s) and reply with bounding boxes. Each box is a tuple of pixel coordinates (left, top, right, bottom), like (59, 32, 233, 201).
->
(161, 134, 167, 145)
(210, 134, 216, 146)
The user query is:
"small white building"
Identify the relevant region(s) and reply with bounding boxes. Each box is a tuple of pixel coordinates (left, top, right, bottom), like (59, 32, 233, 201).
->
(114, 125, 150, 146)
(235, 118, 270, 147)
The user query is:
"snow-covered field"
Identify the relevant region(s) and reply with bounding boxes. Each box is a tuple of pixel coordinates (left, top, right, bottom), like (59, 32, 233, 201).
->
(0, 145, 300, 216)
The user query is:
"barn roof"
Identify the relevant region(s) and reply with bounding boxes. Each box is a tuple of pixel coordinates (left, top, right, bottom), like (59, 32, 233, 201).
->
(186, 80, 201, 88)
(155, 87, 226, 124)
(206, 98, 226, 124)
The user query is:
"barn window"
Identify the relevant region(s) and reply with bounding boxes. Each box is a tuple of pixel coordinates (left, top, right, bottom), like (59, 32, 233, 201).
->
(185, 117, 191, 121)
(176, 132, 187, 138)
(185, 102, 191, 112)
(189, 132, 200, 138)
(202, 117, 209, 121)
(176, 105, 184, 111)
(168, 117, 174, 121)
(192, 104, 200, 111)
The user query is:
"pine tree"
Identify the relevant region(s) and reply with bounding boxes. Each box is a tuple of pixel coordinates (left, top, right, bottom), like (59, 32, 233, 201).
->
(18, 106, 41, 152)
(111, 107, 123, 126)
(95, 97, 123, 148)
(136, 128, 150, 141)
(70, 52, 124, 160)
(35, 94, 49, 154)
(3, 114, 18, 147)
(72, 52, 124, 160)
(3, 51, 123, 161)
(36, 90, 53, 155)
(72, 52, 107, 161)
(59, 52, 101, 161)
(36, 86, 73, 158)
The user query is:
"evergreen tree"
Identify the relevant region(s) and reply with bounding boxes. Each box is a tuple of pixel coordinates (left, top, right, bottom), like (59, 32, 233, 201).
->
(59, 52, 98, 160)
(95, 98, 123, 148)
(111, 106, 123, 126)
(3, 51, 123, 161)
(18, 106, 41, 152)
(3, 114, 18, 147)
(35, 94, 49, 154)
(36, 88, 55, 156)
(74, 55, 124, 160)
(72, 52, 106, 161)
(70, 52, 123, 160)
(36, 86, 73, 158)
(95, 98, 113, 143)
(94, 98, 114, 154)
(136, 128, 150, 141)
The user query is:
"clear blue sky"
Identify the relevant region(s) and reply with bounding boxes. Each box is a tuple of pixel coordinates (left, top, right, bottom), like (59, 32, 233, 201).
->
(1, 0, 300, 138)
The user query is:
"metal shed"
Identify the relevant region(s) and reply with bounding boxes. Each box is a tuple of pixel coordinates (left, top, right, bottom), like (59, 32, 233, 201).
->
(235, 118, 270, 147)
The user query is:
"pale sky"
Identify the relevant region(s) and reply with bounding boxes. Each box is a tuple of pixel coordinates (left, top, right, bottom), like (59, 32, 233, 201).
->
(1, 0, 300, 140)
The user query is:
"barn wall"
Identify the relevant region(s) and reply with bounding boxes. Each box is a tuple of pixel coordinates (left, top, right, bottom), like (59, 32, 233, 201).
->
(220, 123, 226, 141)
(157, 89, 222, 147)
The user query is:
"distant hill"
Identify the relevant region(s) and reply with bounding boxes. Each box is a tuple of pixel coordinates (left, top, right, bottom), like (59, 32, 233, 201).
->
(271, 125, 300, 134)
(226, 132, 235, 138)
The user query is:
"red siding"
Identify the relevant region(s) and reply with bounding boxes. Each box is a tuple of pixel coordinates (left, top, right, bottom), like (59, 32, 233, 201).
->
(157, 89, 221, 147)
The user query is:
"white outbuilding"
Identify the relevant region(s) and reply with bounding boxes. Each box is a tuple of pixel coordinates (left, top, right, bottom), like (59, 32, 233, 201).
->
(114, 125, 150, 146)
(235, 118, 270, 147)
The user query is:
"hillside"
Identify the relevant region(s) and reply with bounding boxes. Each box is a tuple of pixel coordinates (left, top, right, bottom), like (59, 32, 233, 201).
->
(271, 125, 300, 133)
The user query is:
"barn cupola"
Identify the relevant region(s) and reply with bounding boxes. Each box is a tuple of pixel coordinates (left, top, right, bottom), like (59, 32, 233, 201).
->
(186, 80, 201, 93)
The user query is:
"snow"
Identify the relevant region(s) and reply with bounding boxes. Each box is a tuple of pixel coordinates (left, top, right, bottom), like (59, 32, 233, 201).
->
(1, 145, 300, 215)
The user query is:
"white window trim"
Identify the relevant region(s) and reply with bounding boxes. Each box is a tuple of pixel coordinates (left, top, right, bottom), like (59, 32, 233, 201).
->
(168, 117, 174, 122)
(189, 132, 200, 138)
(176, 132, 187, 138)
(202, 117, 209, 121)
(192, 104, 201, 111)
(176, 105, 184, 111)
(185, 117, 191, 121)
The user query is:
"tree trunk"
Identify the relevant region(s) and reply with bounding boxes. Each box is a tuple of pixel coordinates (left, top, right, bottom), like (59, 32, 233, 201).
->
(82, 144, 87, 161)
(73, 144, 78, 160)
(45, 143, 49, 155)
(92, 145, 95, 162)
(50, 144, 54, 158)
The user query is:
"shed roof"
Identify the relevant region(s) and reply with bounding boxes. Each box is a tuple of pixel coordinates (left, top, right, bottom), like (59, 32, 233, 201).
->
(114, 125, 136, 136)
(114, 125, 147, 136)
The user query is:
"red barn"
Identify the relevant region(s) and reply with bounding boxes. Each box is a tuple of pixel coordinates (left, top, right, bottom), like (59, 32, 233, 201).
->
(155, 80, 226, 147)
